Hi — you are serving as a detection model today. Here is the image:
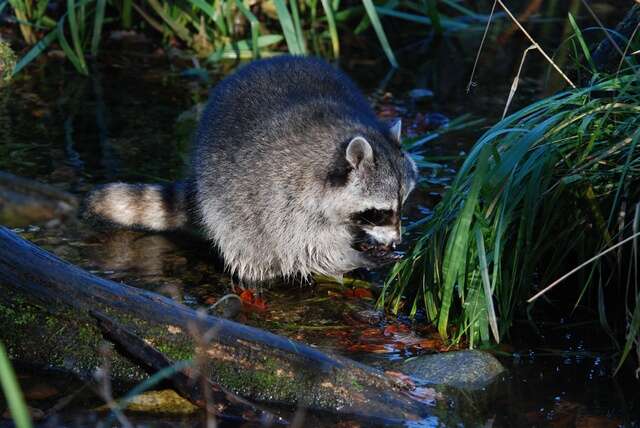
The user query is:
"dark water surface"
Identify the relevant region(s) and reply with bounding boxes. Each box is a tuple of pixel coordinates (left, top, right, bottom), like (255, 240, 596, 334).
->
(2, 23, 640, 427)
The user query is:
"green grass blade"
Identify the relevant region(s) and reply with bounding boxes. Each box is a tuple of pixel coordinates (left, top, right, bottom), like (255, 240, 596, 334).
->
(35, 0, 50, 22)
(440, 0, 481, 18)
(362, 0, 398, 67)
(568, 12, 596, 74)
(187, 0, 216, 20)
(289, 0, 307, 54)
(320, 0, 339, 57)
(438, 146, 490, 338)
(273, 0, 304, 54)
(475, 225, 500, 343)
(91, 0, 106, 56)
(66, 0, 87, 72)
(615, 296, 640, 374)
(235, 0, 260, 58)
(0, 342, 33, 428)
(78, 3, 86, 37)
(56, 18, 87, 74)
(147, 0, 192, 43)
(425, 0, 442, 35)
(122, 0, 132, 28)
(207, 35, 283, 61)
(11, 26, 58, 75)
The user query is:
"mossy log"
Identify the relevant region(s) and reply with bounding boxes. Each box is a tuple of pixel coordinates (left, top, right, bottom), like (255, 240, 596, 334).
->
(0, 226, 431, 424)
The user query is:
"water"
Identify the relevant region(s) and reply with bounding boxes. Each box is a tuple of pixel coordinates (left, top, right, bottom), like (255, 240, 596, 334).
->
(2, 13, 640, 425)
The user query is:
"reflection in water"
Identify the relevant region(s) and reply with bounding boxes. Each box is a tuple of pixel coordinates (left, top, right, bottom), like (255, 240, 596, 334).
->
(90, 230, 190, 279)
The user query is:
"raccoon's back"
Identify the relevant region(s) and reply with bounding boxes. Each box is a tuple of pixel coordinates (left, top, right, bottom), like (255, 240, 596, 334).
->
(194, 56, 380, 159)
(191, 57, 384, 279)
(192, 56, 384, 216)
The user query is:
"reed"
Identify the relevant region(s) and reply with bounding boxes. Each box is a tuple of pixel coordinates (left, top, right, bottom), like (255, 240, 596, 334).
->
(382, 70, 640, 368)
(8, 0, 486, 74)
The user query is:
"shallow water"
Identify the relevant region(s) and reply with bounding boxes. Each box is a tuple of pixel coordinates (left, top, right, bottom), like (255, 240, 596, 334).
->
(2, 20, 640, 426)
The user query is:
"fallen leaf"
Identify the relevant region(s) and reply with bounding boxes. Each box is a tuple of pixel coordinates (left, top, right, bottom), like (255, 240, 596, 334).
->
(237, 289, 268, 312)
(104, 389, 199, 414)
(342, 288, 373, 299)
(409, 387, 442, 403)
(239, 289, 254, 302)
(360, 328, 383, 338)
(410, 338, 440, 350)
(383, 324, 409, 336)
(24, 384, 59, 400)
(384, 370, 415, 388)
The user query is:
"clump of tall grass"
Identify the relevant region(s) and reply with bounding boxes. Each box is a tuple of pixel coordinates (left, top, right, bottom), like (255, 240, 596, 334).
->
(6, 0, 487, 75)
(381, 71, 640, 367)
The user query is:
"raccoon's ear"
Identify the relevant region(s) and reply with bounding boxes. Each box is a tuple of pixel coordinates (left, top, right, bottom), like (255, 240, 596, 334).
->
(346, 136, 373, 169)
(389, 119, 402, 144)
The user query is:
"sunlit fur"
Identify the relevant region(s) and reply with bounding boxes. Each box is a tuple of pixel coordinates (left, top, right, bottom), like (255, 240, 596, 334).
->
(85, 56, 418, 283)
(85, 182, 188, 231)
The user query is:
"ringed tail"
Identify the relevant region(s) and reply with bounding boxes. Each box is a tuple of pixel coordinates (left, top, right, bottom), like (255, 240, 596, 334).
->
(83, 181, 189, 231)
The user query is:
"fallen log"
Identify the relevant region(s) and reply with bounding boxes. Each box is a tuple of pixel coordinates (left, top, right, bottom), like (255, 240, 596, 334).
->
(0, 226, 433, 424)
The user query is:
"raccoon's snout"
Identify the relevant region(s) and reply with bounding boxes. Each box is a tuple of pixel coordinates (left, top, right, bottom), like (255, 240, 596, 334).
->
(353, 231, 404, 266)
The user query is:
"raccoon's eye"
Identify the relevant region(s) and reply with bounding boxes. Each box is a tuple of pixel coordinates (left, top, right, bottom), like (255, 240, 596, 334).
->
(351, 209, 395, 226)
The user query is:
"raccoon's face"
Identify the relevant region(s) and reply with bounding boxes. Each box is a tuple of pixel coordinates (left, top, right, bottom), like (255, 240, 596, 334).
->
(328, 120, 418, 268)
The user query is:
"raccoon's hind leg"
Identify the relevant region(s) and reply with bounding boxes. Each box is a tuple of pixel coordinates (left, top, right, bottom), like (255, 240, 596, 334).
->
(83, 181, 189, 231)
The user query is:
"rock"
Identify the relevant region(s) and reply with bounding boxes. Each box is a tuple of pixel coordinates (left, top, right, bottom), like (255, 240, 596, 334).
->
(0, 171, 78, 228)
(397, 350, 506, 391)
(208, 293, 243, 319)
(0, 189, 76, 227)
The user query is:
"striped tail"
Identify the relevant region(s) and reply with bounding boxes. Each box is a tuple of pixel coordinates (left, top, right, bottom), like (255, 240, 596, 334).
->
(83, 181, 189, 231)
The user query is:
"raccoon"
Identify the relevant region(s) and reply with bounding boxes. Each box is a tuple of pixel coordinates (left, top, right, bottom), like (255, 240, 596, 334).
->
(85, 56, 418, 282)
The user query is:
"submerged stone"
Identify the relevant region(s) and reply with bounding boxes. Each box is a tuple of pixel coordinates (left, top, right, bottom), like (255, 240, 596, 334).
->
(398, 350, 506, 391)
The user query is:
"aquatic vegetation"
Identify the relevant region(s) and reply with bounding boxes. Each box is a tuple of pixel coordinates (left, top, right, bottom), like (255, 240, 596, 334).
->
(6, 0, 487, 75)
(382, 69, 640, 368)
(0, 40, 17, 84)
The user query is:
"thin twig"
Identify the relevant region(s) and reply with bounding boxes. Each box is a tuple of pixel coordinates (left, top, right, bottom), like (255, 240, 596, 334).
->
(616, 22, 640, 77)
(496, 0, 576, 88)
(497, 0, 543, 44)
(502, 44, 536, 119)
(466, 0, 497, 93)
(96, 345, 133, 428)
(528, 231, 640, 303)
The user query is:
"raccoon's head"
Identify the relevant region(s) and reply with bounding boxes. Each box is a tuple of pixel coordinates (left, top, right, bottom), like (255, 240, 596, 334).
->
(326, 119, 418, 268)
